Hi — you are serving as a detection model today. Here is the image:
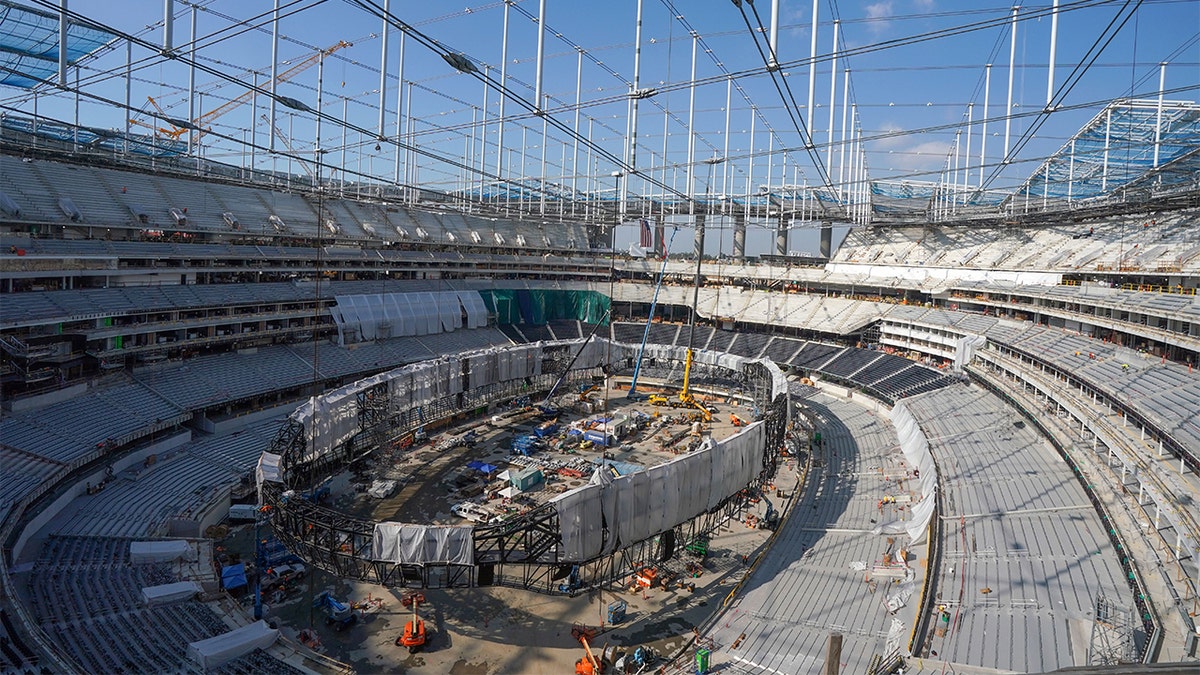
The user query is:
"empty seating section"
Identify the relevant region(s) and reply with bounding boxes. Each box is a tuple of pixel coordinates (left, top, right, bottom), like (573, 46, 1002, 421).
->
(0, 379, 186, 466)
(647, 323, 679, 345)
(850, 353, 911, 384)
(831, 210, 1200, 272)
(790, 343, 841, 369)
(819, 349, 882, 378)
(29, 536, 296, 674)
(988, 323, 1200, 459)
(519, 324, 554, 342)
(498, 324, 526, 343)
(705, 329, 735, 352)
(547, 320, 583, 340)
(761, 337, 804, 364)
(728, 332, 770, 358)
(0, 155, 594, 252)
(612, 322, 644, 344)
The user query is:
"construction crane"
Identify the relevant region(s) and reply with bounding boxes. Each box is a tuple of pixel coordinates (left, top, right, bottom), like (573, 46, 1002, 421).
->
(195, 40, 351, 139)
(261, 114, 314, 178)
(539, 308, 612, 418)
(128, 96, 191, 139)
(127, 41, 351, 142)
(627, 225, 679, 400)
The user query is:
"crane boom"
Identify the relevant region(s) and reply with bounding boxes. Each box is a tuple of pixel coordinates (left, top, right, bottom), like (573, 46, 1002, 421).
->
(261, 114, 314, 178)
(196, 41, 350, 136)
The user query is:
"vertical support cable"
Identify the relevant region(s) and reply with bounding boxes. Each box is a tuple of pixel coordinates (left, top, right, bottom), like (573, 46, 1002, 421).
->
(572, 50, 583, 212)
(378, 0, 390, 140)
(533, 0, 547, 110)
(1046, 0, 1059, 110)
(826, 20, 839, 172)
(497, 1, 511, 176)
(806, 0, 818, 142)
(315, 48, 324, 188)
(768, 0, 780, 68)
(480, 64, 489, 201)
(629, 0, 645, 178)
(747, 109, 756, 206)
(685, 33, 698, 204)
(1003, 6, 1018, 162)
(187, 5, 196, 154)
(251, 71, 259, 176)
(161, 0, 173, 53)
(58, 0, 69, 86)
(1153, 62, 1166, 168)
(1067, 138, 1074, 202)
(124, 40, 132, 137)
(269, 0, 280, 152)
(722, 76, 732, 213)
(1101, 107, 1111, 192)
(964, 103, 973, 205)
(838, 69, 849, 200)
(540, 95, 548, 215)
(394, 31, 406, 184)
(979, 64, 991, 188)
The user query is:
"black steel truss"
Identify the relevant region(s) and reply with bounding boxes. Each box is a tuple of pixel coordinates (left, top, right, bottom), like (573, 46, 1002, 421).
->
(261, 343, 789, 594)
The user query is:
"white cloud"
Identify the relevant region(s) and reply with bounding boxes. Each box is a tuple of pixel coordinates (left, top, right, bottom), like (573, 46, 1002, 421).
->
(912, 0, 936, 10)
(864, 2, 895, 34)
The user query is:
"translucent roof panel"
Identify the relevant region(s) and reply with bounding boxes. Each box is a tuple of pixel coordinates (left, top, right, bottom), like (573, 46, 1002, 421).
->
(0, 0, 117, 89)
(1016, 99, 1200, 202)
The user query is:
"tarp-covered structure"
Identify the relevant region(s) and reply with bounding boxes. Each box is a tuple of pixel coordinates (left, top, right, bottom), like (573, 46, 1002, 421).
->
(186, 620, 279, 670)
(885, 401, 938, 543)
(329, 290, 488, 344)
(554, 421, 767, 561)
(0, 1, 117, 88)
(221, 563, 248, 591)
(371, 524, 474, 565)
(142, 580, 201, 606)
(479, 289, 609, 325)
(129, 540, 191, 564)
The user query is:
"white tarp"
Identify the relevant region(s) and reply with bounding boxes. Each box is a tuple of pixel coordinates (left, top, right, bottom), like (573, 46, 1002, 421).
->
(255, 452, 282, 498)
(953, 333, 988, 373)
(142, 580, 201, 606)
(552, 484, 605, 560)
(187, 620, 279, 670)
(888, 401, 938, 543)
(553, 420, 766, 560)
(130, 540, 191, 565)
(371, 523, 474, 565)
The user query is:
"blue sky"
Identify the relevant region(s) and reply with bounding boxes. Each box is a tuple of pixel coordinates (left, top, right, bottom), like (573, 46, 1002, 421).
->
(2, 0, 1197, 255)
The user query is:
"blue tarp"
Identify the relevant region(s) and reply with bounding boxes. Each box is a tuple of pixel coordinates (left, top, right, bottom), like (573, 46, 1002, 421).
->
(467, 461, 498, 474)
(221, 563, 247, 590)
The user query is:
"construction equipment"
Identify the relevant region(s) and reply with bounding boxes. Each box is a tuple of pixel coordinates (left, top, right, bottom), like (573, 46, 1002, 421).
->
(730, 412, 746, 427)
(678, 350, 712, 422)
(261, 114, 315, 179)
(647, 394, 670, 407)
(627, 226, 680, 399)
(575, 634, 606, 675)
(197, 41, 351, 139)
(396, 592, 427, 653)
(312, 591, 358, 631)
(539, 309, 611, 418)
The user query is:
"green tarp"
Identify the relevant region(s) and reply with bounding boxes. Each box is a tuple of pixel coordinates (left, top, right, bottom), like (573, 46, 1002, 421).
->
(477, 289, 609, 325)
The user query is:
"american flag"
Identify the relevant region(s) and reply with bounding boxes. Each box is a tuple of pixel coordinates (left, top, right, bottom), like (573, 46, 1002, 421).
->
(640, 218, 653, 248)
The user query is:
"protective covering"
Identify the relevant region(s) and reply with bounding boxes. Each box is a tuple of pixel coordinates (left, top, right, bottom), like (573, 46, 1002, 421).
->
(0, 1, 118, 88)
(129, 540, 191, 564)
(953, 334, 988, 373)
(141, 580, 201, 606)
(255, 452, 282, 502)
(186, 620, 279, 670)
(553, 422, 766, 561)
(330, 290, 487, 345)
(221, 563, 248, 590)
(371, 523, 474, 565)
(478, 289, 610, 325)
(887, 401, 938, 543)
